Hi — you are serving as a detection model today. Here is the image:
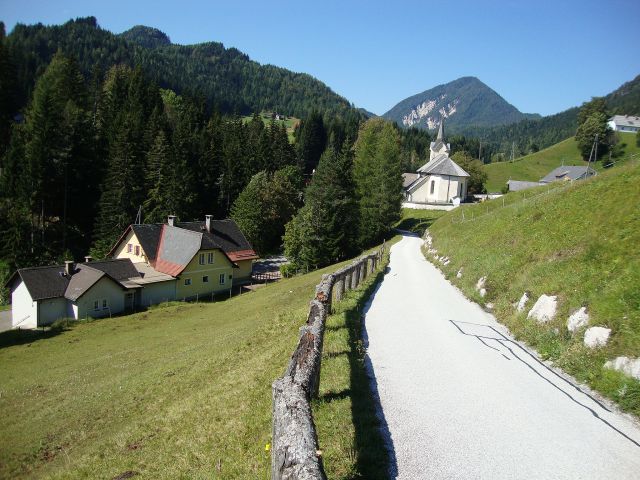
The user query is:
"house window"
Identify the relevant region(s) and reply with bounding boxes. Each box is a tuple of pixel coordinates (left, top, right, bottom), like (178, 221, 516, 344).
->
(94, 300, 99, 311)
(127, 244, 132, 253)
(203, 275, 209, 283)
(219, 273, 225, 285)
(134, 245, 140, 256)
(207, 252, 214, 264)
(184, 278, 192, 286)
(199, 253, 205, 265)
(102, 299, 108, 310)
(430, 180, 435, 194)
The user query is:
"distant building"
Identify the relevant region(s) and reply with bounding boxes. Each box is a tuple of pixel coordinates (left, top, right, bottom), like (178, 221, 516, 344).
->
(506, 180, 545, 192)
(539, 166, 596, 183)
(608, 115, 640, 133)
(403, 120, 469, 204)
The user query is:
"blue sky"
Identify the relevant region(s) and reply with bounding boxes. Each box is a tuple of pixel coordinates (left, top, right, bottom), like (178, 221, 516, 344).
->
(2, 0, 639, 116)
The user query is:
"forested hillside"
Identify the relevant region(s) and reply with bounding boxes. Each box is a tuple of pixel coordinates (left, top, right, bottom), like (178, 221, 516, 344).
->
(4, 17, 356, 118)
(458, 75, 640, 159)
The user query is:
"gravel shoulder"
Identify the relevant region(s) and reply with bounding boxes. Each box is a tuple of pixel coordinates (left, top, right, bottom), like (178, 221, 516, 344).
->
(364, 234, 640, 479)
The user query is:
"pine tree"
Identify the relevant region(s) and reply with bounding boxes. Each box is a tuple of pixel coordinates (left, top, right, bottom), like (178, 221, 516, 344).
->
(353, 118, 402, 247)
(296, 111, 326, 174)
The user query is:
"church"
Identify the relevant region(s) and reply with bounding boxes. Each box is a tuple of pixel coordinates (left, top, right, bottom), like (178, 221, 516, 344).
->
(403, 120, 470, 205)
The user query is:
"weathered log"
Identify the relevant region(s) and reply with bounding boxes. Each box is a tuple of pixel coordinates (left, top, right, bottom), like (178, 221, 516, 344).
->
(272, 376, 327, 480)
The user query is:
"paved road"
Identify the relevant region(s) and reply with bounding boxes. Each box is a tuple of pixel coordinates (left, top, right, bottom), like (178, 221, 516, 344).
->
(364, 234, 640, 479)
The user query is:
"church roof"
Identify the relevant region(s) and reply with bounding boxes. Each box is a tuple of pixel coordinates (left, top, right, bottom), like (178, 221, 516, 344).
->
(417, 153, 470, 177)
(437, 119, 445, 140)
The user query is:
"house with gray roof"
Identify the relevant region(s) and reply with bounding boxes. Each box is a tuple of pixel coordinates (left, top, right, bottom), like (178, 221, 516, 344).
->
(608, 115, 640, 133)
(6, 258, 146, 329)
(403, 120, 470, 204)
(539, 166, 596, 183)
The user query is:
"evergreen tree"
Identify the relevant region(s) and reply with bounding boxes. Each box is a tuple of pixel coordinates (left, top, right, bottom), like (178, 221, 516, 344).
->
(575, 112, 610, 160)
(296, 111, 326, 174)
(353, 118, 402, 247)
(451, 151, 488, 194)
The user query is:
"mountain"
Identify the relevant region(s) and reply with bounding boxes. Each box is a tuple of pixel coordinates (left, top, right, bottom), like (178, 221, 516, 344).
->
(5, 17, 357, 118)
(457, 74, 640, 159)
(382, 76, 540, 131)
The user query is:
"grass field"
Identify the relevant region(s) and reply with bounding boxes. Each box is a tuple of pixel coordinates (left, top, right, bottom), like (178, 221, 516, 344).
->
(484, 132, 640, 192)
(0, 243, 387, 479)
(425, 161, 640, 416)
(240, 113, 300, 143)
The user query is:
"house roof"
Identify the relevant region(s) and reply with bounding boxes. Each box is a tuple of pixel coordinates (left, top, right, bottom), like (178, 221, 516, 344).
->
(507, 180, 545, 191)
(417, 154, 470, 177)
(7, 258, 142, 302)
(131, 262, 176, 284)
(609, 115, 640, 128)
(155, 225, 203, 277)
(402, 173, 420, 189)
(540, 166, 596, 183)
(131, 224, 163, 262)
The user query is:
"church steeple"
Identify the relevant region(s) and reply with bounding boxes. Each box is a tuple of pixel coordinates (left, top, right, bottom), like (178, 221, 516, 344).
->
(437, 118, 445, 141)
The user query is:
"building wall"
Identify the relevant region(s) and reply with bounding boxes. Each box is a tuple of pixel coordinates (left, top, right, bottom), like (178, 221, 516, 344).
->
(74, 277, 126, 319)
(113, 230, 148, 263)
(38, 297, 68, 326)
(140, 280, 176, 307)
(410, 175, 467, 204)
(11, 280, 38, 329)
(234, 260, 253, 282)
(176, 249, 234, 299)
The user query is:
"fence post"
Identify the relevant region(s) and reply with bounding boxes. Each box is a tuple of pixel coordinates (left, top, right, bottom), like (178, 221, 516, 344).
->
(335, 274, 345, 301)
(362, 258, 368, 280)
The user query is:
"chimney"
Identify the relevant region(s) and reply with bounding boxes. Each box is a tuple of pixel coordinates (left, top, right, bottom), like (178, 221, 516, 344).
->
(84, 256, 93, 263)
(64, 260, 74, 276)
(168, 215, 176, 227)
(205, 214, 213, 233)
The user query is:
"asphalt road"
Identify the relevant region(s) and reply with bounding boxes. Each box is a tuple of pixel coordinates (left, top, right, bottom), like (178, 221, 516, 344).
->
(364, 234, 640, 479)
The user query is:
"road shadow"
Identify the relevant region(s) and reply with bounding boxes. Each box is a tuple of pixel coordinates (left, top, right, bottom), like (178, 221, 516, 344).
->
(339, 268, 398, 479)
(449, 319, 640, 449)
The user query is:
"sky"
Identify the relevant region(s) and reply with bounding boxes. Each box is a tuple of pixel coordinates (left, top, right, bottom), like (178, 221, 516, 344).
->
(1, 0, 639, 116)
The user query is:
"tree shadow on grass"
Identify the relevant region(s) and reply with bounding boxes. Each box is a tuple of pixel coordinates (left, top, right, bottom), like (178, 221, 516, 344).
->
(394, 215, 439, 236)
(0, 325, 67, 349)
(341, 268, 398, 479)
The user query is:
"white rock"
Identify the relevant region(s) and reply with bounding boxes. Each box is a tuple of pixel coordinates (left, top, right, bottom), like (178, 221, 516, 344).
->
(486, 303, 494, 310)
(443, 259, 450, 266)
(584, 327, 611, 349)
(527, 294, 557, 323)
(604, 356, 640, 381)
(476, 276, 486, 291)
(567, 307, 589, 333)
(479, 288, 487, 298)
(456, 269, 463, 279)
(516, 292, 529, 312)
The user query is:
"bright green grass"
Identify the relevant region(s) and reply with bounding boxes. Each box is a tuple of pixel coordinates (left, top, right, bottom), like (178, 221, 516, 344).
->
(313, 237, 398, 479)
(426, 162, 640, 416)
(0, 246, 383, 479)
(484, 132, 640, 192)
(395, 208, 448, 235)
(240, 113, 300, 143)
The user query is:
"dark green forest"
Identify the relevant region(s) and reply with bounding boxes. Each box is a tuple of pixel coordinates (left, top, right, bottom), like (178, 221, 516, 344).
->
(0, 18, 437, 283)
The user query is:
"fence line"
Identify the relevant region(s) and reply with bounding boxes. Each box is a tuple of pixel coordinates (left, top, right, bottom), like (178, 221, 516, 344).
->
(271, 245, 386, 480)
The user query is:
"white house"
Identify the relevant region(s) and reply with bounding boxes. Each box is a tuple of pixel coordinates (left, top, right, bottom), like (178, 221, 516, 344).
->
(608, 115, 640, 133)
(403, 120, 470, 204)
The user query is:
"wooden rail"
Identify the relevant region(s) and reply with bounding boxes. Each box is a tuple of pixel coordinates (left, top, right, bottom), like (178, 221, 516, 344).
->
(271, 245, 385, 479)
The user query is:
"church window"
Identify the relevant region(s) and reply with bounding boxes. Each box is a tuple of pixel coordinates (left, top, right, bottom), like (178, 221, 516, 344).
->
(430, 180, 435, 194)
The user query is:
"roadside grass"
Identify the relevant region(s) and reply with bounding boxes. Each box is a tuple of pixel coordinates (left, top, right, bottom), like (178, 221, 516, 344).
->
(484, 132, 640, 192)
(424, 162, 640, 417)
(313, 237, 398, 479)
(0, 245, 384, 479)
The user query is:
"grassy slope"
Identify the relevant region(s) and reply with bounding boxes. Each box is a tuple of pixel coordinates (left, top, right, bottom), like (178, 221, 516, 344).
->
(484, 132, 640, 192)
(0, 246, 383, 480)
(240, 114, 300, 142)
(426, 162, 640, 416)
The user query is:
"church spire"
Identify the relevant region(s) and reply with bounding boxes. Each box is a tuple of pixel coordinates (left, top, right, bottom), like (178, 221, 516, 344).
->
(437, 118, 445, 140)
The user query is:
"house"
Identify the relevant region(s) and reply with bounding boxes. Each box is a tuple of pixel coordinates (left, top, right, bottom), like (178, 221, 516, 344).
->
(108, 215, 258, 303)
(7, 258, 145, 328)
(539, 166, 596, 183)
(506, 180, 545, 192)
(403, 120, 470, 204)
(608, 115, 640, 133)
(6, 215, 258, 328)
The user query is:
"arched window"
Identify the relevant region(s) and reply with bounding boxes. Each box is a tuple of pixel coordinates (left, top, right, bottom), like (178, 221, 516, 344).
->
(430, 180, 435, 194)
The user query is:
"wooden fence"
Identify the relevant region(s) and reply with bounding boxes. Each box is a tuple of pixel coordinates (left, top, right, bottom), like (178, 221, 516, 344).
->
(271, 245, 386, 479)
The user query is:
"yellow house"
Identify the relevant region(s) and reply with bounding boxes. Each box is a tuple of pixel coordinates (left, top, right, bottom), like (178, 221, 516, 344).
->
(109, 215, 258, 302)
